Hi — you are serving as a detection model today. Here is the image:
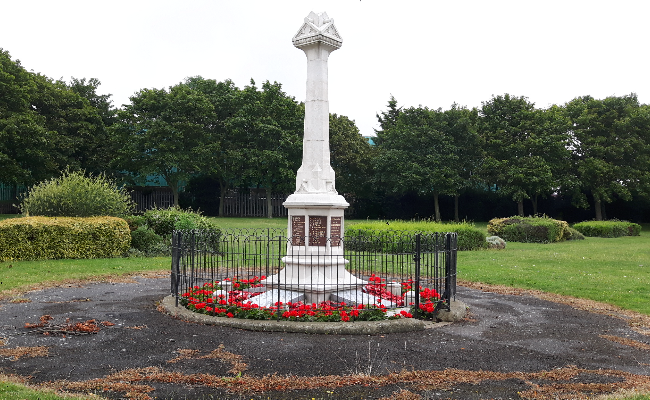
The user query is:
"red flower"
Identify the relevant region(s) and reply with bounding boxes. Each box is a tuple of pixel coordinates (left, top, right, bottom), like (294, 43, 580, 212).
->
(226, 312, 234, 318)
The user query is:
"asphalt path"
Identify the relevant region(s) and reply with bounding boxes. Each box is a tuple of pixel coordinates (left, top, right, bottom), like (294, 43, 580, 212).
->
(1, 275, 649, 399)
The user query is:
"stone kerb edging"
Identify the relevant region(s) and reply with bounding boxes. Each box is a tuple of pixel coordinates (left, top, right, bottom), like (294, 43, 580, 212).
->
(161, 295, 468, 335)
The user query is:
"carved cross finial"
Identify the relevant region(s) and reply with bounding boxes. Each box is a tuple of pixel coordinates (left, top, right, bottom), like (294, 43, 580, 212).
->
(293, 11, 342, 49)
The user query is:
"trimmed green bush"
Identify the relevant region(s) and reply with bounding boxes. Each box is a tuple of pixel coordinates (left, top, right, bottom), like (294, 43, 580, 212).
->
(572, 220, 642, 238)
(20, 170, 134, 217)
(487, 216, 569, 243)
(124, 207, 221, 256)
(130, 225, 163, 252)
(140, 207, 220, 236)
(0, 216, 131, 261)
(345, 220, 487, 252)
(565, 227, 586, 241)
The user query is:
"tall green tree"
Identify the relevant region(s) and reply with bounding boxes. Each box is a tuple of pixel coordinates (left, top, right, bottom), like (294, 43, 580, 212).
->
(441, 104, 483, 221)
(0, 48, 53, 186)
(1, 49, 110, 187)
(564, 94, 650, 220)
(374, 103, 463, 221)
(31, 73, 108, 174)
(229, 80, 303, 218)
(184, 76, 243, 217)
(110, 83, 215, 206)
(329, 113, 375, 203)
(479, 94, 570, 216)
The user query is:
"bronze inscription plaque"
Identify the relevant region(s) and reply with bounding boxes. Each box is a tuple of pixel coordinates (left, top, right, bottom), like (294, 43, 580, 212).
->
(309, 216, 327, 246)
(330, 216, 342, 247)
(291, 215, 305, 246)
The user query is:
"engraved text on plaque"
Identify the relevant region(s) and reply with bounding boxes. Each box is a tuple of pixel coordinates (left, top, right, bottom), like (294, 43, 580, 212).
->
(291, 215, 306, 246)
(330, 216, 342, 247)
(309, 216, 327, 246)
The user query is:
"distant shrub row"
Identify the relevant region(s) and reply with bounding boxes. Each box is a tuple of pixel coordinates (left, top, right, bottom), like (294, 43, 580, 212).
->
(345, 220, 487, 251)
(572, 220, 641, 238)
(0, 217, 130, 261)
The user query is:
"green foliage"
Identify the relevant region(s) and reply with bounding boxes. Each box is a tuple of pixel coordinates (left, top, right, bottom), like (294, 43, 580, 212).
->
(20, 169, 133, 217)
(124, 207, 221, 256)
(140, 207, 220, 237)
(479, 94, 571, 216)
(0, 216, 130, 261)
(329, 113, 375, 199)
(345, 220, 487, 251)
(564, 227, 586, 241)
(1, 49, 114, 187)
(564, 94, 650, 220)
(487, 216, 570, 243)
(572, 220, 642, 238)
(110, 82, 216, 207)
(129, 225, 163, 252)
(373, 99, 482, 221)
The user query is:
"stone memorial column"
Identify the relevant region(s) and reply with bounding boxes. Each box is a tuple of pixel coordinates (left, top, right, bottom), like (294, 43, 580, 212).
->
(261, 11, 366, 304)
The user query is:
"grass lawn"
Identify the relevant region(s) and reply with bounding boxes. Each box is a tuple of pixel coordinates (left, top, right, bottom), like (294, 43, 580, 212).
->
(0, 214, 20, 221)
(458, 232, 650, 315)
(1, 215, 649, 316)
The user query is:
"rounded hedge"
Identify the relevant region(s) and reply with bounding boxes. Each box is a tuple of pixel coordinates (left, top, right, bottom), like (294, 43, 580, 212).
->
(20, 170, 134, 217)
(487, 216, 570, 243)
(572, 220, 641, 238)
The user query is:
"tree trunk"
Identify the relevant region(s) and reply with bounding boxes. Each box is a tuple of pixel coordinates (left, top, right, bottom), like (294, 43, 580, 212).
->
(266, 188, 273, 218)
(531, 195, 538, 215)
(433, 191, 441, 222)
(454, 194, 459, 222)
(594, 197, 603, 221)
(167, 179, 180, 208)
(517, 200, 524, 216)
(218, 181, 227, 217)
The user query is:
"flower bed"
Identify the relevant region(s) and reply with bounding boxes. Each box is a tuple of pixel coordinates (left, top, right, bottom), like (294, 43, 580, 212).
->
(179, 275, 444, 322)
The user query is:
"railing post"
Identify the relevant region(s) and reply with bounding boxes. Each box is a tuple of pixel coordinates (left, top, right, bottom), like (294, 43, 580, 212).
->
(414, 233, 421, 319)
(171, 231, 181, 307)
(444, 233, 453, 309)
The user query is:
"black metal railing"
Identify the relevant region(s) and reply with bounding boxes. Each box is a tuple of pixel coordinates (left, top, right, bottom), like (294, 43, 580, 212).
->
(171, 228, 457, 320)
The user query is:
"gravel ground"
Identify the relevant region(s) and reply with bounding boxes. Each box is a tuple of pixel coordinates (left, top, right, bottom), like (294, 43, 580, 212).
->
(1, 275, 649, 399)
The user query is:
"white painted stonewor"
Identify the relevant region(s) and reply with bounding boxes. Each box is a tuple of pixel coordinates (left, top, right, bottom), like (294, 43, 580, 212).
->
(259, 11, 368, 305)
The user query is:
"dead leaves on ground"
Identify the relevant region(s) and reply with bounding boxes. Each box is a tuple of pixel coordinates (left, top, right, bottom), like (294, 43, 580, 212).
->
(0, 338, 48, 361)
(167, 344, 248, 375)
(24, 315, 104, 335)
(43, 365, 650, 400)
(600, 334, 650, 351)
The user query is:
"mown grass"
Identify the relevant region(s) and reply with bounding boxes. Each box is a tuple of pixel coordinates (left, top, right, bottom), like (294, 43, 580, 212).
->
(458, 231, 650, 315)
(0, 378, 98, 400)
(1, 216, 649, 316)
(0, 257, 169, 294)
(0, 213, 20, 221)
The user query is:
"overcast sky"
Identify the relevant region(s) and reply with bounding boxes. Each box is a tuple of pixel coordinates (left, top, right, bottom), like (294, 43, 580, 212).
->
(2, 0, 649, 137)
